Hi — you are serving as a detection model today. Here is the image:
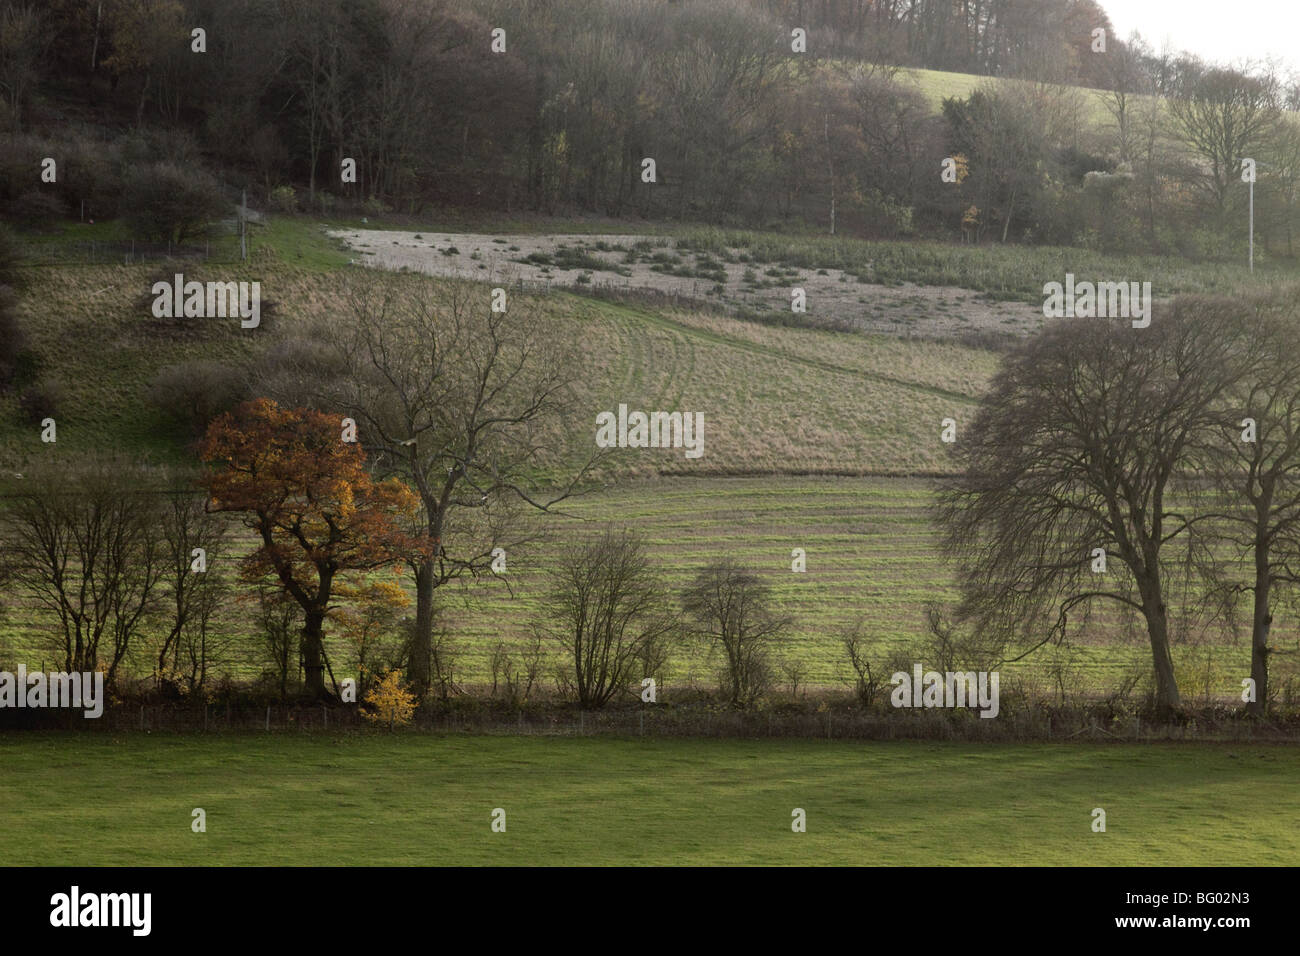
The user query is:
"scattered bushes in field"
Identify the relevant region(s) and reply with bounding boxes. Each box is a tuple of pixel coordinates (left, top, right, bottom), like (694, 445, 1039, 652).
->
(251, 334, 349, 407)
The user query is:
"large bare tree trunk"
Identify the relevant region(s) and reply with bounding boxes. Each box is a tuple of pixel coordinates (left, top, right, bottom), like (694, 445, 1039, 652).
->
(409, 559, 436, 695)
(1250, 549, 1271, 716)
(1141, 582, 1181, 714)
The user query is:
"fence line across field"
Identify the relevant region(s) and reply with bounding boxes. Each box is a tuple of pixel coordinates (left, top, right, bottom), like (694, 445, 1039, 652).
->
(6, 702, 1288, 742)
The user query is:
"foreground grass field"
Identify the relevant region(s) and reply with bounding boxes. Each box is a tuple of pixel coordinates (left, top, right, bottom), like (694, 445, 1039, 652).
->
(1, 735, 1295, 866)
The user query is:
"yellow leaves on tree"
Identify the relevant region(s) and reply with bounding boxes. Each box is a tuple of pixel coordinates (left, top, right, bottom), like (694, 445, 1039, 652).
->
(334, 578, 411, 695)
(199, 398, 426, 698)
(362, 670, 417, 728)
(952, 153, 971, 185)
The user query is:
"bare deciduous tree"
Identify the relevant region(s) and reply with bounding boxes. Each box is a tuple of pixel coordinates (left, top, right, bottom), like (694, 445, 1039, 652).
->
(156, 489, 228, 687)
(289, 274, 599, 698)
(1168, 61, 1280, 216)
(937, 304, 1241, 715)
(1200, 291, 1300, 715)
(2, 459, 167, 685)
(542, 526, 677, 710)
(683, 559, 791, 708)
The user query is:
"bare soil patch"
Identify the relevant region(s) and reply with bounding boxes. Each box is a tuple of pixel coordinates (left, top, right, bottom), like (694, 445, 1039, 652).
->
(330, 229, 1042, 339)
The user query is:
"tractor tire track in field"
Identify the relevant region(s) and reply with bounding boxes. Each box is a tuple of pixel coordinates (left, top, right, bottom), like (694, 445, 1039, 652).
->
(576, 293, 980, 406)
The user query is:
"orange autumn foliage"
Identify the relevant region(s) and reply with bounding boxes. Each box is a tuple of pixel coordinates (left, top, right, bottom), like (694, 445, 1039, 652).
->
(199, 398, 426, 696)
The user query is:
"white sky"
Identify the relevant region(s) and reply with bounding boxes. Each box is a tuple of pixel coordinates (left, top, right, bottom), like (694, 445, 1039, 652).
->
(1104, 0, 1300, 73)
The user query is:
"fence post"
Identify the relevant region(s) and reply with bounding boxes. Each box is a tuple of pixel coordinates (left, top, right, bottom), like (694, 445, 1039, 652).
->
(323, 704, 327, 730)
(139, 705, 144, 731)
(265, 705, 270, 731)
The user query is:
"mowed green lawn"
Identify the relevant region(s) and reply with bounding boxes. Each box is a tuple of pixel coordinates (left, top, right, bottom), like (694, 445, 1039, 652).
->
(0, 735, 1295, 866)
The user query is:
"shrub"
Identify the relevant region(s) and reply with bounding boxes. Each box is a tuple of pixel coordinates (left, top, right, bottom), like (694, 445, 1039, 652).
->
(3, 189, 64, 230)
(147, 361, 248, 436)
(18, 380, 62, 424)
(122, 162, 227, 244)
(362, 670, 417, 727)
(268, 185, 298, 214)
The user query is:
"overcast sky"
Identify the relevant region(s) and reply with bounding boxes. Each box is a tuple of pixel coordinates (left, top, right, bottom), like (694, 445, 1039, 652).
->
(1105, 0, 1299, 73)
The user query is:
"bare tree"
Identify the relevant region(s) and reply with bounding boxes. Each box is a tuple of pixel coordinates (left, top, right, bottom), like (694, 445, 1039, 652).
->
(1098, 32, 1154, 165)
(541, 526, 678, 709)
(155, 489, 228, 685)
(0, 4, 47, 126)
(1200, 291, 1300, 715)
(683, 559, 792, 708)
(936, 304, 1241, 715)
(2, 459, 167, 685)
(250, 582, 299, 701)
(1168, 61, 1280, 217)
(287, 273, 599, 697)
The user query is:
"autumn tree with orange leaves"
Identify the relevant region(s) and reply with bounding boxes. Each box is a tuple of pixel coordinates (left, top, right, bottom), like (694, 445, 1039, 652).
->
(199, 399, 424, 699)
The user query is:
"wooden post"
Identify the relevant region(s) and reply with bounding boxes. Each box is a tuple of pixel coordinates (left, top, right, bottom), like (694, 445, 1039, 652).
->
(265, 705, 270, 731)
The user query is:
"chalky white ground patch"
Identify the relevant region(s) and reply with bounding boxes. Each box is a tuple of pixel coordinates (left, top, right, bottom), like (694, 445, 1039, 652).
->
(330, 229, 1043, 339)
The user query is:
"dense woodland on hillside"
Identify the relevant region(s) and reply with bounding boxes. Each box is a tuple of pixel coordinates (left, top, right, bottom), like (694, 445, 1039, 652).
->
(3, 0, 1300, 255)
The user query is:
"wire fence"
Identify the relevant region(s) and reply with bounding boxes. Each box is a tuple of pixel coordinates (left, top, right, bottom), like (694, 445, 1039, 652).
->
(23, 233, 246, 267)
(6, 699, 1297, 741)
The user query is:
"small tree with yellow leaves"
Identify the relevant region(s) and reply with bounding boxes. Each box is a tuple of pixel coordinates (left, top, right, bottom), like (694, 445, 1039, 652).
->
(362, 669, 416, 729)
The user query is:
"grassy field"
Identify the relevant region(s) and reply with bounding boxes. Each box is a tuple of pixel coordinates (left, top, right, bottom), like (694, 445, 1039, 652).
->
(1, 247, 994, 477)
(432, 476, 1216, 696)
(0, 734, 1294, 865)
